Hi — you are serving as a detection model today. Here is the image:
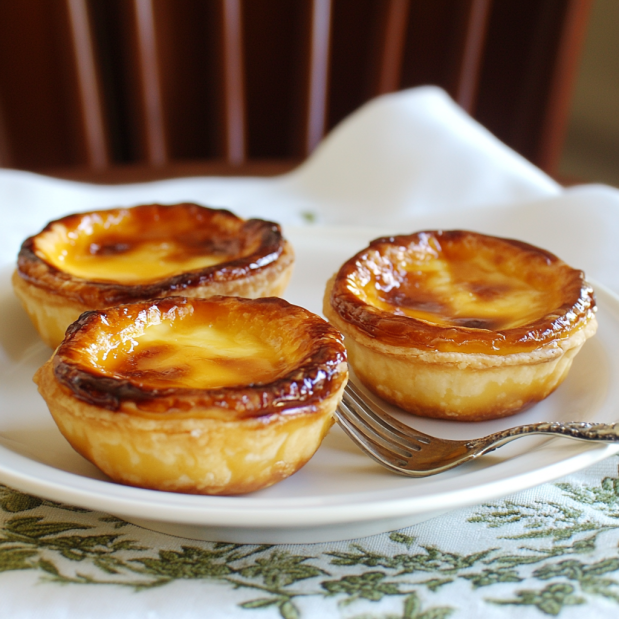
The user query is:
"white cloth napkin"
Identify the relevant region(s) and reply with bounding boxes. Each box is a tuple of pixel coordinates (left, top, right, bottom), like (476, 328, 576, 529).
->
(2, 86, 619, 619)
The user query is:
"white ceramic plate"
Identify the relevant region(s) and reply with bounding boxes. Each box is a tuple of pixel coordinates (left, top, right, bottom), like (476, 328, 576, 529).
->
(1, 226, 618, 544)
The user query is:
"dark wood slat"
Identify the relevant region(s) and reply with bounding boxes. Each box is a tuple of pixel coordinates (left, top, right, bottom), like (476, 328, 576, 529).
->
(305, 0, 332, 155)
(453, 0, 492, 112)
(133, 0, 167, 165)
(221, 0, 246, 165)
(0, 2, 90, 169)
(536, 0, 593, 174)
(65, 0, 110, 170)
(0, 96, 11, 167)
(375, 0, 410, 95)
(243, 0, 303, 159)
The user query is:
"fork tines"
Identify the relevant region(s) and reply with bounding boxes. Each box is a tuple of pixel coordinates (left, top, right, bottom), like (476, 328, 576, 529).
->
(336, 381, 432, 468)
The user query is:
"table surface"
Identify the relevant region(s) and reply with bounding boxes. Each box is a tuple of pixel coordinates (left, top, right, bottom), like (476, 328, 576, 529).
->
(2, 454, 619, 618)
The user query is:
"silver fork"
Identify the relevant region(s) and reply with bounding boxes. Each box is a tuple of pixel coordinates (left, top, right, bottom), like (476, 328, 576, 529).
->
(335, 381, 619, 476)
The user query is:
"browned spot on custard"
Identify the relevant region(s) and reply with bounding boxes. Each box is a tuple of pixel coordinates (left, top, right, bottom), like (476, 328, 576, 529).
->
(89, 241, 132, 256)
(464, 282, 513, 301)
(122, 366, 191, 383)
(450, 317, 502, 330)
(115, 344, 192, 387)
(129, 343, 173, 361)
(381, 289, 449, 315)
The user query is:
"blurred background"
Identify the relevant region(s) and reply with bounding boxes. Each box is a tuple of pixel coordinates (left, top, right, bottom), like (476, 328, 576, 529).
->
(0, 0, 616, 187)
(559, 0, 619, 187)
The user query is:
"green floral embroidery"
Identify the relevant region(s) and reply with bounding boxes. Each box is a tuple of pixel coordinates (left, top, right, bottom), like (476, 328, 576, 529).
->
(556, 477, 619, 517)
(389, 533, 416, 549)
(0, 485, 89, 514)
(132, 546, 235, 579)
(534, 558, 619, 603)
(349, 592, 453, 619)
(322, 571, 408, 603)
(0, 546, 38, 572)
(468, 500, 607, 541)
(328, 544, 495, 574)
(461, 567, 522, 588)
(2, 471, 619, 617)
(239, 550, 328, 587)
(488, 583, 585, 615)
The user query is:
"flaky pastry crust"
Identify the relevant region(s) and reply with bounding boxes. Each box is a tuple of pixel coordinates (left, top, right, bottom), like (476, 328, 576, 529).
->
(35, 296, 348, 495)
(14, 203, 294, 348)
(324, 230, 597, 421)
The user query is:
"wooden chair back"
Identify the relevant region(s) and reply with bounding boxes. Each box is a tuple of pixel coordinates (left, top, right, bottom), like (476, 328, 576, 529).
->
(0, 0, 592, 181)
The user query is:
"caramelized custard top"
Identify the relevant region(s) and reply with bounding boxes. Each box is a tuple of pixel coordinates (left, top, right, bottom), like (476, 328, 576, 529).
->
(17, 204, 286, 305)
(54, 296, 347, 417)
(103, 320, 286, 390)
(330, 230, 596, 354)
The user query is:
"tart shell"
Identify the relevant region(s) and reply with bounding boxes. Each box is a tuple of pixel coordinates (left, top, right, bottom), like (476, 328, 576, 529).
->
(324, 230, 598, 422)
(14, 203, 294, 348)
(34, 296, 348, 495)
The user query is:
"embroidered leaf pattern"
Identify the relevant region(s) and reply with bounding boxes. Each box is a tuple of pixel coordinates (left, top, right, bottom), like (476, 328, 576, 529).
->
(328, 544, 494, 574)
(534, 558, 619, 603)
(2, 468, 619, 616)
(349, 592, 453, 619)
(0, 488, 43, 513)
(4, 516, 91, 539)
(322, 571, 405, 603)
(461, 567, 522, 588)
(132, 546, 233, 579)
(98, 516, 130, 529)
(389, 532, 416, 549)
(241, 597, 281, 609)
(416, 577, 452, 592)
(239, 551, 327, 587)
(470, 500, 606, 541)
(0, 546, 37, 572)
(488, 583, 585, 615)
(279, 600, 301, 619)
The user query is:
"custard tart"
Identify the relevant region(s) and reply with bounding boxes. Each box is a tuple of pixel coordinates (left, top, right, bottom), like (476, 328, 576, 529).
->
(13, 203, 294, 348)
(324, 230, 597, 421)
(34, 296, 348, 495)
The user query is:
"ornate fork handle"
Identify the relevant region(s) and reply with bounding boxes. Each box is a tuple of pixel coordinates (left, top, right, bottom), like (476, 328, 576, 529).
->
(336, 381, 619, 475)
(467, 421, 619, 455)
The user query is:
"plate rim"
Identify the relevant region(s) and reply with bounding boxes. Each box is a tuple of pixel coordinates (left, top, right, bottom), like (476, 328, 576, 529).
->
(0, 440, 618, 529)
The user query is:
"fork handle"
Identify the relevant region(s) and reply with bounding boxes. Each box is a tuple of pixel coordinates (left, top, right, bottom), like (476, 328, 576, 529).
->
(469, 421, 619, 454)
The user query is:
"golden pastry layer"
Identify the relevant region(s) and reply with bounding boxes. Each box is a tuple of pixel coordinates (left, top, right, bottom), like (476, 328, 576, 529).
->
(35, 296, 348, 495)
(14, 203, 294, 348)
(324, 230, 597, 421)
